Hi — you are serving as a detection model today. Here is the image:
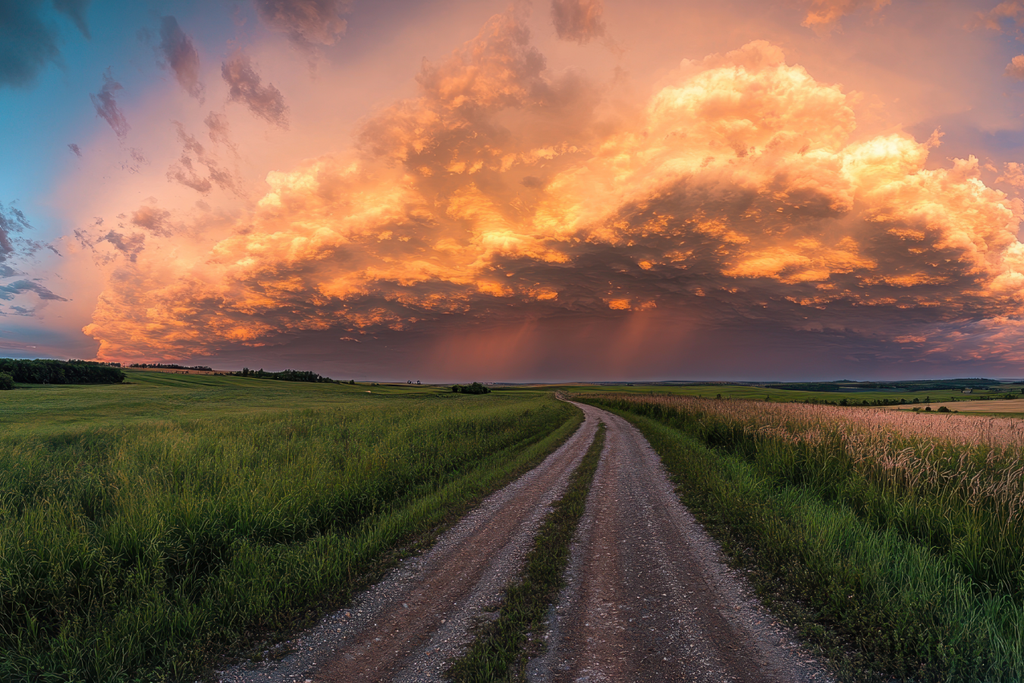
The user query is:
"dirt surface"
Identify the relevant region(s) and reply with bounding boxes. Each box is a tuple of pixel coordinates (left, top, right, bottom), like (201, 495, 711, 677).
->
(528, 406, 832, 683)
(213, 405, 605, 683)
(214, 402, 833, 682)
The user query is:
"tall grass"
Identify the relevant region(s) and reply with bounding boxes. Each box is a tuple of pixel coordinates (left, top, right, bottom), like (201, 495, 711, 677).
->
(449, 423, 606, 682)
(579, 394, 1024, 681)
(0, 393, 579, 682)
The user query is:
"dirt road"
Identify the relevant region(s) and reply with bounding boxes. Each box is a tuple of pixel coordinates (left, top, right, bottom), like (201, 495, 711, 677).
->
(215, 402, 830, 682)
(529, 406, 830, 682)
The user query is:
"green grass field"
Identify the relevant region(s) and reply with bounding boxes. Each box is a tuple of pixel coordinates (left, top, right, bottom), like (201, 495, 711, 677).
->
(0, 373, 581, 682)
(532, 382, 1020, 406)
(579, 393, 1024, 682)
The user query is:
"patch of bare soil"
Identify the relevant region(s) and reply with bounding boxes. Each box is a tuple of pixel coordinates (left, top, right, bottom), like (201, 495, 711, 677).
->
(528, 405, 834, 683)
(213, 405, 606, 683)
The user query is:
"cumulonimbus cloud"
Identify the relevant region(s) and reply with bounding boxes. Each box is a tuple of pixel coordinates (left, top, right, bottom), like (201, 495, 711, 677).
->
(221, 53, 288, 128)
(551, 0, 605, 43)
(159, 16, 203, 101)
(90, 69, 130, 140)
(83, 14, 1024, 367)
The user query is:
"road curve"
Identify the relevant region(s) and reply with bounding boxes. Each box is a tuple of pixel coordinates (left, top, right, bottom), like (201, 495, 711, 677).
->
(528, 403, 832, 682)
(215, 403, 606, 683)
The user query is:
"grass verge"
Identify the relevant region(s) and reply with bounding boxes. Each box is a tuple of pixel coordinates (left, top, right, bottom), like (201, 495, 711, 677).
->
(0, 390, 582, 683)
(448, 421, 606, 682)
(579, 396, 1024, 682)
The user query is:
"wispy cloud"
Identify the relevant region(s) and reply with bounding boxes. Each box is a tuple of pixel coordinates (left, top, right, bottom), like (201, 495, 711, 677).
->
(801, 0, 891, 32)
(52, 0, 91, 39)
(221, 53, 288, 128)
(158, 16, 203, 101)
(90, 69, 130, 140)
(551, 0, 605, 44)
(0, 0, 91, 88)
(251, 0, 352, 47)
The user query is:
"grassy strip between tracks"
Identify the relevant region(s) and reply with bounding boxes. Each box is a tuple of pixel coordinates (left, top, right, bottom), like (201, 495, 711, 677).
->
(448, 421, 606, 682)
(0, 388, 582, 683)
(580, 396, 1024, 682)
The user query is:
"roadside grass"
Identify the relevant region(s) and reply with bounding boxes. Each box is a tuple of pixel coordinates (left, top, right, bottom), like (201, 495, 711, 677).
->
(578, 394, 1024, 682)
(0, 380, 581, 683)
(448, 421, 606, 682)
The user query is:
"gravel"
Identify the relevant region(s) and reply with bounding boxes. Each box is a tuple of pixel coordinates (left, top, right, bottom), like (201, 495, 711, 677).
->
(213, 401, 835, 682)
(212, 406, 604, 683)
(527, 404, 835, 682)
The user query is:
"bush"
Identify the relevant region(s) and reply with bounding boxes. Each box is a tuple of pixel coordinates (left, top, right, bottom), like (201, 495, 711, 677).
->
(0, 372, 13, 390)
(451, 382, 491, 395)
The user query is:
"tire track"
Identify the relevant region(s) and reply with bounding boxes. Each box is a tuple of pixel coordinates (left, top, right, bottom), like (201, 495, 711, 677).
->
(529, 403, 833, 682)
(214, 404, 606, 683)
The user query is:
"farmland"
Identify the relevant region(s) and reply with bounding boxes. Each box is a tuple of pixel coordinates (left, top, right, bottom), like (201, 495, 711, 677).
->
(0, 373, 580, 682)
(577, 393, 1024, 681)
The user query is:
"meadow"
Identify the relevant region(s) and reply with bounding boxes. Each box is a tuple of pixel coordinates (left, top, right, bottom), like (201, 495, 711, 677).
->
(578, 393, 1024, 681)
(534, 382, 1024, 408)
(0, 373, 581, 682)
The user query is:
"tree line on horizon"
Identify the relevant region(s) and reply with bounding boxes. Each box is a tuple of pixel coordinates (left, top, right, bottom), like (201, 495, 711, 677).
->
(234, 367, 334, 383)
(0, 358, 125, 389)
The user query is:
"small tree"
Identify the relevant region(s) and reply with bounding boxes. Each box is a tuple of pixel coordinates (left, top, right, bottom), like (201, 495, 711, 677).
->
(0, 371, 13, 390)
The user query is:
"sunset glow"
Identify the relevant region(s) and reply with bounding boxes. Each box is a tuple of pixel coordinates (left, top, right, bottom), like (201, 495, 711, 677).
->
(6, 0, 1024, 380)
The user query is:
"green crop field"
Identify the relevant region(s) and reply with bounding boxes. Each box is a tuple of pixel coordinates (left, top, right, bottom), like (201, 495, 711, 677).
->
(579, 393, 1024, 681)
(0, 373, 581, 682)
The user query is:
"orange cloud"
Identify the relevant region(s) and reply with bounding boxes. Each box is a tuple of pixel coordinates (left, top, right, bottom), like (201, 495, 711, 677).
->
(82, 17, 1024, 367)
(801, 0, 891, 32)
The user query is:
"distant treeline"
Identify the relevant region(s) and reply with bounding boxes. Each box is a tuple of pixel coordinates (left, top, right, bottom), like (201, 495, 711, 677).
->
(130, 363, 213, 371)
(234, 367, 333, 383)
(771, 378, 1002, 392)
(0, 358, 126, 386)
(452, 382, 491, 394)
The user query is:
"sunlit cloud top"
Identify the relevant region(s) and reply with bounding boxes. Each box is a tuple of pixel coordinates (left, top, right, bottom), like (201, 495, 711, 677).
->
(5, 0, 1024, 380)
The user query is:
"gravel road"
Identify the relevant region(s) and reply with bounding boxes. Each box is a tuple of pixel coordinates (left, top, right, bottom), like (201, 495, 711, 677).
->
(214, 401, 833, 682)
(214, 404, 606, 683)
(529, 405, 832, 682)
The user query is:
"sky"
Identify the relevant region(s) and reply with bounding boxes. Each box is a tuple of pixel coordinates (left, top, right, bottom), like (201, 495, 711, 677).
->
(7, 0, 1024, 382)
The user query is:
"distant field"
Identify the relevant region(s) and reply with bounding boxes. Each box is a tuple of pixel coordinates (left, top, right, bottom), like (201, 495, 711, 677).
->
(0, 373, 581, 682)
(534, 382, 1006, 405)
(580, 393, 1024, 680)
(887, 399, 1024, 414)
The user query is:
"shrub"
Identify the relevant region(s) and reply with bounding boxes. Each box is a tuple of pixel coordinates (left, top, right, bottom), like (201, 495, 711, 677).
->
(452, 382, 490, 395)
(0, 371, 13, 390)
